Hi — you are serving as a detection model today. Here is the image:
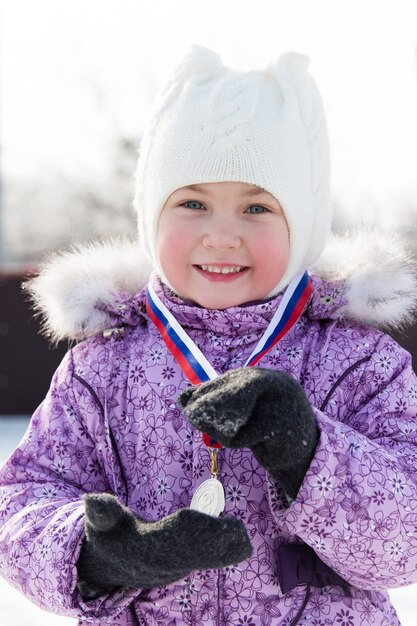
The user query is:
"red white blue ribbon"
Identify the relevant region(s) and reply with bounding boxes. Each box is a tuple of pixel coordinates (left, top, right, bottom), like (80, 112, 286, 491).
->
(146, 286, 218, 384)
(244, 271, 312, 367)
(146, 272, 312, 447)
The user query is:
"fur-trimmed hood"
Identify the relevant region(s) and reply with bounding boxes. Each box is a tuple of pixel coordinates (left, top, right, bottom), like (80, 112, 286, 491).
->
(24, 231, 417, 344)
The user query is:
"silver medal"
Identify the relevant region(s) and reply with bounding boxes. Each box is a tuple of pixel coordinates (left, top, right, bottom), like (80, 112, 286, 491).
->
(190, 477, 225, 517)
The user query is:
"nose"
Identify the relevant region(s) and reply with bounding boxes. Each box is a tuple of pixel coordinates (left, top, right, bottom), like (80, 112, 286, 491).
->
(202, 217, 241, 250)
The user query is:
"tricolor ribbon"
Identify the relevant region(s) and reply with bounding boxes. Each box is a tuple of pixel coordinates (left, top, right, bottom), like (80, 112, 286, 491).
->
(146, 272, 312, 448)
(244, 271, 312, 367)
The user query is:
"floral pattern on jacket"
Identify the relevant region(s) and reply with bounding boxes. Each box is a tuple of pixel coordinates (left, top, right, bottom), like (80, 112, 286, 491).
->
(1, 272, 417, 626)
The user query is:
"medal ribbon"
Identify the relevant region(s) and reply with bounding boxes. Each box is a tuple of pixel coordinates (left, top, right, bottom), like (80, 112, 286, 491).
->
(146, 272, 312, 447)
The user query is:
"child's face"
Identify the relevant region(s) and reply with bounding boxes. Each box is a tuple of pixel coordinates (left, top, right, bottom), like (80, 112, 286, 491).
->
(157, 181, 290, 309)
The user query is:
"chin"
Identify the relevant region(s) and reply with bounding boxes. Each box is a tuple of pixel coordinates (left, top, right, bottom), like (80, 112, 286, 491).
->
(196, 297, 244, 310)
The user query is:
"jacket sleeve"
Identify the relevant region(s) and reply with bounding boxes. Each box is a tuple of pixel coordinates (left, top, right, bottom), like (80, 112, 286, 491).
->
(0, 348, 140, 620)
(282, 332, 417, 590)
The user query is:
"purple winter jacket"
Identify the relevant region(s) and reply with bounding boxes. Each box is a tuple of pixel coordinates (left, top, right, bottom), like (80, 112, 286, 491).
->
(1, 236, 417, 626)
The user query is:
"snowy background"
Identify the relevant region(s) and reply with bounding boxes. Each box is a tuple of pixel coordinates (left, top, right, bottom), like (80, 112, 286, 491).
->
(1, 0, 417, 264)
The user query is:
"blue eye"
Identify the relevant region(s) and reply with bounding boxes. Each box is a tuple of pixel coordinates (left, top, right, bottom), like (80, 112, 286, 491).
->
(183, 200, 204, 210)
(246, 205, 268, 214)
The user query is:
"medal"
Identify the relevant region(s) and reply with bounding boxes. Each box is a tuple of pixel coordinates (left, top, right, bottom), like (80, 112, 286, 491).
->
(146, 272, 313, 516)
(190, 449, 225, 517)
(190, 478, 225, 516)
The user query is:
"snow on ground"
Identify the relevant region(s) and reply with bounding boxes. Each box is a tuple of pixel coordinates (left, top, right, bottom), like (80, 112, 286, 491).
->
(0, 416, 416, 625)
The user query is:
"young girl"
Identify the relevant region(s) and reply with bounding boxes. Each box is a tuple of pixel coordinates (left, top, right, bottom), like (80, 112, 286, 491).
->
(1, 45, 417, 626)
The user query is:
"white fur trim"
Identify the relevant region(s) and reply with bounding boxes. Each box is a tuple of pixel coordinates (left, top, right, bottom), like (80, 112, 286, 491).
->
(26, 232, 417, 342)
(311, 229, 417, 330)
(25, 239, 153, 344)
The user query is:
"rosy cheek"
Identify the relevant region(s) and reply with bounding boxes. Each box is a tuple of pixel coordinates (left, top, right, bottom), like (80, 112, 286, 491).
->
(256, 232, 289, 281)
(157, 224, 192, 280)
(261, 233, 288, 261)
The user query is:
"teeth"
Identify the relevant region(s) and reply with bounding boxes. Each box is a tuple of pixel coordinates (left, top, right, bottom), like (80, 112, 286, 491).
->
(200, 265, 244, 274)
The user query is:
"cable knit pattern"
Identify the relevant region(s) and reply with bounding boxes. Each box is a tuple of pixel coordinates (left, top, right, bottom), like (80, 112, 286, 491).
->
(1, 273, 416, 625)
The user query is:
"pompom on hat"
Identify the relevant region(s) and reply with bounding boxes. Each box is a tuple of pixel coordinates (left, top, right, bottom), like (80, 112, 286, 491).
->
(134, 45, 331, 294)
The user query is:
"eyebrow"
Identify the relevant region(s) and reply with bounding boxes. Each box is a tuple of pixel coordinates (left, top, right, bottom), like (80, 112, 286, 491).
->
(178, 184, 269, 196)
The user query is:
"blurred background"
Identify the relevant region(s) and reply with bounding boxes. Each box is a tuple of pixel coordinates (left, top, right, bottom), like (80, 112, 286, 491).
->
(0, 0, 416, 623)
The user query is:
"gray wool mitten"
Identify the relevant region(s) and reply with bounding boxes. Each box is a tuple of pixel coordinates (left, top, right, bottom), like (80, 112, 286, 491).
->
(178, 368, 319, 501)
(76, 492, 252, 600)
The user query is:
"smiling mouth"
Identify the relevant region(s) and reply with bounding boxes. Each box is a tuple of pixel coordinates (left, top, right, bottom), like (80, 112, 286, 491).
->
(196, 265, 247, 274)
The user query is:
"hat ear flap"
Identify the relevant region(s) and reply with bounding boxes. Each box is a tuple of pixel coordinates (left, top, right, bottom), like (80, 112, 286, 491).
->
(273, 52, 330, 256)
(276, 50, 328, 183)
(269, 51, 331, 266)
(155, 45, 224, 113)
(138, 46, 223, 161)
(269, 51, 314, 127)
(173, 44, 223, 78)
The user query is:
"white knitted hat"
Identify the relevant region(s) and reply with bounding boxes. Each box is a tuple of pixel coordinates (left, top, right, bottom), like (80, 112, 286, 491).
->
(134, 45, 331, 294)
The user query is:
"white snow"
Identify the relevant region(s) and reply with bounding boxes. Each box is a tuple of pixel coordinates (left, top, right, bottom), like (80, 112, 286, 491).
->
(0, 416, 415, 624)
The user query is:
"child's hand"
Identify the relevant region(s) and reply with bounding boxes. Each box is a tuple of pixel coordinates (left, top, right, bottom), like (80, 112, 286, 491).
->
(178, 368, 319, 500)
(76, 492, 252, 599)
